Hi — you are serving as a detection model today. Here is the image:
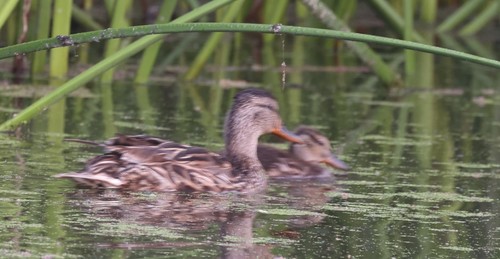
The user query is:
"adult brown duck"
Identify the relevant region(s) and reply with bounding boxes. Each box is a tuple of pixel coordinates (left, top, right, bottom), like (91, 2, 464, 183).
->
(55, 88, 302, 193)
(61, 125, 349, 185)
(258, 126, 349, 179)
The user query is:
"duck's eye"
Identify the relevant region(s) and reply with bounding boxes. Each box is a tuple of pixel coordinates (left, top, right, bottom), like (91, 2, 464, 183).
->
(257, 104, 277, 113)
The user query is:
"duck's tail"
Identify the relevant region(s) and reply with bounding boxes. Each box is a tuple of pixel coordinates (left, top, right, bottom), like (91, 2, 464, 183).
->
(64, 138, 102, 146)
(54, 172, 123, 188)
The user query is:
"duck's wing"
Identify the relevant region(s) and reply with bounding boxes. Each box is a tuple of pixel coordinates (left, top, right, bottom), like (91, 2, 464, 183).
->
(55, 152, 126, 188)
(56, 144, 243, 192)
(257, 145, 331, 179)
(105, 134, 172, 147)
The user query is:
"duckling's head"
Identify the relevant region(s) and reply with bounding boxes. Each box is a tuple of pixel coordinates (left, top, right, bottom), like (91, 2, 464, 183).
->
(290, 126, 349, 171)
(224, 89, 302, 165)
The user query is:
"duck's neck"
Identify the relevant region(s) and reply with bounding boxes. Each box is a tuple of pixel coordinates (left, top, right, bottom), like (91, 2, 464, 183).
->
(224, 125, 266, 183)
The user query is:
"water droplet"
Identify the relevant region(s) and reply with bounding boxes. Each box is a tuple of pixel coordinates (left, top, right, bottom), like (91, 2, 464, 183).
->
(271, 24, 282, 33)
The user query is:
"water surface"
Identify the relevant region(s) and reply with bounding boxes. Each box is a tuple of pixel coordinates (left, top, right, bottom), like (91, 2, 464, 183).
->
(0, 54, 499, 258)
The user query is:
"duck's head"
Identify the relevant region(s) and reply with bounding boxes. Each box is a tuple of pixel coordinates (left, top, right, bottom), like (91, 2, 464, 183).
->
(290, 126, 349, 171)
(224, 89, 302, 163)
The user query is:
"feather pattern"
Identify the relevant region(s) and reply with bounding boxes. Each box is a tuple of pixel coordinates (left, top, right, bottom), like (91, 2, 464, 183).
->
(56, 89, 302, 193)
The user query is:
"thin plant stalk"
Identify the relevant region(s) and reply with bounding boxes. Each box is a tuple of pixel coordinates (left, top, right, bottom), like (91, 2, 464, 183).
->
(0, 0, 235, 130)
(77, 0, 94, 64)
(0, 0, 19, 29)
(133, 84, 157, 136)
(101, 84, 116, 137)
(5, 1, 20, 46)
(71, 4, 103, 31)
(404, 0, 415, 76)
(366, 0, 425, 42)
(50, 0, 72, 79)
(1, 23, 499, 69)
(134, 0, 178, 84)
(334, 0, 357, 20)
(437, 0, 487, 33)
(462, 37, 495, 59)
(104, 0, 116, 15)
(420, 0, 437, 24)
(459, 1, 500, 36)
(301, 0, 400, 85)
(262, 0, 289, 43)
(100, 0, 132, 84)
(31, 0, 52, 76)
(158, 33, 198, 67)
(184, 0, 245, 80)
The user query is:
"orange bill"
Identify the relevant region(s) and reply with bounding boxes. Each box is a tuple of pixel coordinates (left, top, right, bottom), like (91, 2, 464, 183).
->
(272, 126, 304, 144)
(323, 154, 350, 171)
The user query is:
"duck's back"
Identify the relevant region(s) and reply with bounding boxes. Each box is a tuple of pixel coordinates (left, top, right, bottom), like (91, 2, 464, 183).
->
(56, 135, 246, 192)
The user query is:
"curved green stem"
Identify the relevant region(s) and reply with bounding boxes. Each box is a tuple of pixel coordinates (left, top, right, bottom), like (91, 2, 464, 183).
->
(0, 23, 498, 69)
(1, 22, 499, 130)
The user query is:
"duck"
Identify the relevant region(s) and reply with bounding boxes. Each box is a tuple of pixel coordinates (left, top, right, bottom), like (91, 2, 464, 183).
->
(258, 126, 349, 179)
(63, 125, 349, 183)
(55, 88, 303, 193)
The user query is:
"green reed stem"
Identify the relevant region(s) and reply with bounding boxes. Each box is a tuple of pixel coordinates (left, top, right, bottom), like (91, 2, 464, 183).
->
(404, 0, 415, 76)
(72, 4, 103, 31)
(100, 0, 132, 84)
(302, 0, 400, 85)
(1, 23, 499, 69)
(31, 0, 53, 76)
(366, 0, 424, 42)
(134, 0, 178, 84)
(104, 0, 116, 15)
(0, 0, 234, 130)
(184, 0, 244, 80)
(420, 0, 436, 23)
(0, 0, 19, 29)
(262, 0, 288, 42)
(49, 0, 72, 79)
(437, 0, 486, 33)
(459, 1, 499, 36)
(77, 0, 94, 64)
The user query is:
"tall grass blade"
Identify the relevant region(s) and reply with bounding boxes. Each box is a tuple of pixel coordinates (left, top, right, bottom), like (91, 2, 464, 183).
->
(184, 0, 245, 80)
(0, 0, 234, 130)
(420, 0, 437, 23)
(302, 0, 400, 85)
(459, 1, 499, 36)
(366, 0, 424, 42)
(134, 0, 178, 84)
(262, 0, 288, 42)
(0, 0, 19, 30)
(437, 0, 486, 33)
(31, 0, 53, 76)
(76, 0, 94, 64)
(4, 0, 20, 46)
(100, 0, 132, 84)
(49, 0, 72, 79)
(404, 0, 415, 76)
(71, 4, 104, 31)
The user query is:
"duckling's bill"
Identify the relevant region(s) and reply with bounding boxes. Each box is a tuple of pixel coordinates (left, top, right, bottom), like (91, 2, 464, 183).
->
(272, 126, 304, 144)
(324, 154, 350, 171)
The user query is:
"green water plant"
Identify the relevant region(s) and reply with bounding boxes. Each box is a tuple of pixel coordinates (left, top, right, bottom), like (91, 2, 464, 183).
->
(1, 23, 500, 130)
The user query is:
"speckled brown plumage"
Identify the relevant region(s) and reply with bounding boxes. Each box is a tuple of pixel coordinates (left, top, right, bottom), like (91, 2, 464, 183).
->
(55, 88, 302, 193)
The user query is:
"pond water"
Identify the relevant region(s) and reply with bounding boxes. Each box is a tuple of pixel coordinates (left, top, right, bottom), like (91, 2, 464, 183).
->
(0, 51, 499, 258)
